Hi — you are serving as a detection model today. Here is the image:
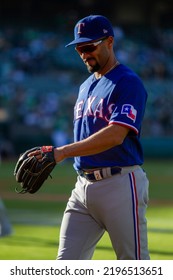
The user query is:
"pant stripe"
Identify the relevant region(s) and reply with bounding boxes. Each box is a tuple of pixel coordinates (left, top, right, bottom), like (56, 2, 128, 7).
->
(129, 172, 141, 260)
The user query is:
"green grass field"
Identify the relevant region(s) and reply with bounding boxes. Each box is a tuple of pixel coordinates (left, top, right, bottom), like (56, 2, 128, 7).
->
(0, 159, 173, 260)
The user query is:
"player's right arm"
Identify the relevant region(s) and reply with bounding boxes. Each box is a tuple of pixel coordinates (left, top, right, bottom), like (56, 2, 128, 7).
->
(53, 123, 129, 163)
(28, 123, 129, 163)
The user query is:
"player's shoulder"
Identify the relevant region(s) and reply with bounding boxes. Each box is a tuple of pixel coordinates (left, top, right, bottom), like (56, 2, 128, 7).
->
(112, 64, 146, 90)
(111, 64, 140, 81)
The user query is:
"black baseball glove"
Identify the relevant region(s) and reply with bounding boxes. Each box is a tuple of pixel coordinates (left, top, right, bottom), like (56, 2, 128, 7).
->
(14, 146, 56, 194)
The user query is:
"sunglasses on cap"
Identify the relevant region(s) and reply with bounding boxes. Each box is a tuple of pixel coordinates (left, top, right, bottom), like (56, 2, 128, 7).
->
(75, 37, 107, 54)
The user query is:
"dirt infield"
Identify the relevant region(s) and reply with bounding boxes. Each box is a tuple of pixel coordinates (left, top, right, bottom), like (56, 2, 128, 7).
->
(1, 191, 173, 206)
(1, 191, 69, 202)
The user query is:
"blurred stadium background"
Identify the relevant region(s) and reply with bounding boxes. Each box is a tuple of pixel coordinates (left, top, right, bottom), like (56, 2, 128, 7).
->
(0, 0, 173, 158)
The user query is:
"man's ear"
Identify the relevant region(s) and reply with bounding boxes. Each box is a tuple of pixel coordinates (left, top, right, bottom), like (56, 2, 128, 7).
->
(107, 36, 114, 48)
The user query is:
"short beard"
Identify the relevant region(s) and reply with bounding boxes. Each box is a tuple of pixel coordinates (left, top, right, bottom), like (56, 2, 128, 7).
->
(87, 62, 100, 73)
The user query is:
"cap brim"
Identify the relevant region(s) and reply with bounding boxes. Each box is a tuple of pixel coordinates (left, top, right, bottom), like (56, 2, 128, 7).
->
(65, 37, 95, 47)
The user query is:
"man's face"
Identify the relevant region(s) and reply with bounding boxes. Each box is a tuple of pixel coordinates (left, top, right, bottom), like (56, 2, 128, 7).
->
(75, 37, 110, 74)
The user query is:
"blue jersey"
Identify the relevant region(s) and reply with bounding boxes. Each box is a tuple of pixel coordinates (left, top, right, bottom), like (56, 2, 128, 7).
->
(73, 64, 147, 171)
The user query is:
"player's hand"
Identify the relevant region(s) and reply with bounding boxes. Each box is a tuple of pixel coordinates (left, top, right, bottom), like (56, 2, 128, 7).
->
(28, 149, 43, 161)
(28, 146, 65, 164)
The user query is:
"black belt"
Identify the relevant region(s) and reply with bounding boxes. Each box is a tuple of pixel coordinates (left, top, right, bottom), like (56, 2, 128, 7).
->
(77, 166, 122, 182)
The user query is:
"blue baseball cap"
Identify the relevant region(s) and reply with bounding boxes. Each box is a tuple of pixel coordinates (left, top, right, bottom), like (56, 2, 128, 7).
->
(65, 15, 114, 47)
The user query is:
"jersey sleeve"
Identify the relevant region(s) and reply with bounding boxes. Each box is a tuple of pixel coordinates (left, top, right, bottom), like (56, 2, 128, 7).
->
(109, 75, 147, 134)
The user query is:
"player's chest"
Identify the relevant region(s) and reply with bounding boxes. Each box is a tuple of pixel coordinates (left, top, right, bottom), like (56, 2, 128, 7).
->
(74, 80, 116, 121)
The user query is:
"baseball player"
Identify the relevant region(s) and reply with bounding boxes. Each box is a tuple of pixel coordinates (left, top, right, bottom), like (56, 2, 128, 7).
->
(30, 15, 150, 260)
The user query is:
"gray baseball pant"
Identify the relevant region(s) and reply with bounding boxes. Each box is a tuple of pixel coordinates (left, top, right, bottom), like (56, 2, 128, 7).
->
(57, 166, 150, 260)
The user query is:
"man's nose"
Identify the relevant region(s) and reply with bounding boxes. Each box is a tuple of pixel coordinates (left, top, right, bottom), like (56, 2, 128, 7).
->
(80, 52, 90, 59)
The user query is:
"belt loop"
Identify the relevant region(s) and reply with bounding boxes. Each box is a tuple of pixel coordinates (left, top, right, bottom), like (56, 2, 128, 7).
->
(120, 165, 139, 175)
(102, 167, 112, 178)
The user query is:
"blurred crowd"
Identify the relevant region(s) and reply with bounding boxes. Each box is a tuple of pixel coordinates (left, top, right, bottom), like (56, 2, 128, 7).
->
(0, 25, 173, 157)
